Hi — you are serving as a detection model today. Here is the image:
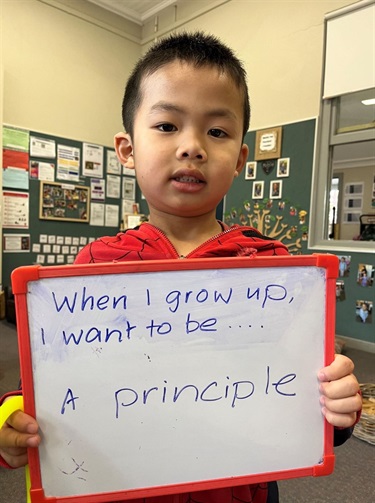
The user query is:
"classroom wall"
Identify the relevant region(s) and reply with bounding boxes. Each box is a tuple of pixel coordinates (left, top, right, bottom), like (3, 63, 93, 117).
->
(1, 0, 141, 147)
(142, 0, 355, 131)
(0, 0, 142, 286)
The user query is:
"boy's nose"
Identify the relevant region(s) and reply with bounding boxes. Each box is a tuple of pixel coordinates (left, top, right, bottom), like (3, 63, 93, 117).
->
(176, 134, 207, 161)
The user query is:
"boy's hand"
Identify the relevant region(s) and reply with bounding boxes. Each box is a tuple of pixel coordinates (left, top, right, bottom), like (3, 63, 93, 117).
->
(318, 354, 362, 428)
(0, 410, 40, 468)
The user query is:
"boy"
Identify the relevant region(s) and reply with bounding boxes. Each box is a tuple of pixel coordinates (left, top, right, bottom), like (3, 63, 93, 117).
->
(0, 32, 362, 503)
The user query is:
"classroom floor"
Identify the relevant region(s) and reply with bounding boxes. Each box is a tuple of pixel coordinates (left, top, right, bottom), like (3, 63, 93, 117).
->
(0, 319, 374, 503)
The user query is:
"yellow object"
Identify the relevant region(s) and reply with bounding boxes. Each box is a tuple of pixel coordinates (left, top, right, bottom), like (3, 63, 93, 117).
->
(0, 396, 31, 503)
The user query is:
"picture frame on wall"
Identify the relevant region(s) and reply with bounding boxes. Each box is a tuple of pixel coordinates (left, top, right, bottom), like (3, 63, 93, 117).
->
(254, 126, 282, 161)
(252, 181, 264, 199)
(39, 181, 90, 222)
(277, 157, 290, 177)
(245, 161, 257, 180)
(270, 180, 283, 199)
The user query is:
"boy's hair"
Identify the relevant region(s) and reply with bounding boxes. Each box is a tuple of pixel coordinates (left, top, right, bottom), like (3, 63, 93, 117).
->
(122, 31, 250, 139)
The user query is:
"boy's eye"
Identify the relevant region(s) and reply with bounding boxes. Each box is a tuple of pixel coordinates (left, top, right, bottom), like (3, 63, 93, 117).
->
(157, 123, 177, 132)
(208, 128, 226, 138)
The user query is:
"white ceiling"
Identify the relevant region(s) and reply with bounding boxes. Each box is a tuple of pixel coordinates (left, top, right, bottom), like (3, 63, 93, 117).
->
(86, 0, 178, 25)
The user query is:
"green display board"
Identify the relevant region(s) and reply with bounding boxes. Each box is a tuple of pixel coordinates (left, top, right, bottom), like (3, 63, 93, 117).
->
(2, 127, 138, 287)
(224, 118, 316, 254)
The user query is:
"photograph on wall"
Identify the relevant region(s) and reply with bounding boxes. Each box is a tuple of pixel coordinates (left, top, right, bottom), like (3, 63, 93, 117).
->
(336, 280, 345, 301)
(245, 161, 257, 180)
(337, 255, 351, 277)
(252, 181, 264, 199)
(277, 158, 290, 177)
(270, 180, 282, 199)
(357, 263, 374, 288)
(355, 299, 373, 324)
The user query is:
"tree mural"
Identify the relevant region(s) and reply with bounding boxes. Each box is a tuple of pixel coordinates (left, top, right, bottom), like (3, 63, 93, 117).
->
(224, 198, 309, 254)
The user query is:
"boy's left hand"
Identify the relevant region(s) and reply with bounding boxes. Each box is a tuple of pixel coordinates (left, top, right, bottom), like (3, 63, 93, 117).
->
(318, 354, 362, 428)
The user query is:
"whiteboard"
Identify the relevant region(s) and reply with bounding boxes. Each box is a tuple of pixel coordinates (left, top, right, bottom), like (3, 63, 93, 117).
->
(12, 255, 337, 503)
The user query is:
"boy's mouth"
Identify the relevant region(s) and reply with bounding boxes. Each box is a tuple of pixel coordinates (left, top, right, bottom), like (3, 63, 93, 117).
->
(174, 176, 203, 183)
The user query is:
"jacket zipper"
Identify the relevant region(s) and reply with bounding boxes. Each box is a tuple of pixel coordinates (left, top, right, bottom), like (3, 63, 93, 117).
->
(142, 223, 240, 258)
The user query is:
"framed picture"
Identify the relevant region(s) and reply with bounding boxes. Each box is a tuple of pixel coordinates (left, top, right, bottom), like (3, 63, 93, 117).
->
(255, 126, 282, 161)
(245, 161, 257, 180)
(252, 181, 264, 199)
(122, 177, 136, 200)
(39, 181, 90, 222)
(277, 158, 290, 177)
(270, 180, 282, 199)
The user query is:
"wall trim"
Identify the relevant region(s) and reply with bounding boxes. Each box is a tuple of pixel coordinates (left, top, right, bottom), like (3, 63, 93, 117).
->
(336, 334, 375, 353)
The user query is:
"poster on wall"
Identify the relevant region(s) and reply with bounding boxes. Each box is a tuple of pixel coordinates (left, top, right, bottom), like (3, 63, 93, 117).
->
(3, 233, 30, 252)
(29, 161, 55, 181)
(107, 175, 121, 199)
(2, 190, 29, 228)
(30, 136, 56, 158)
(106, 150, 122, 175)
(90, 178, 105, 200)
(105, 204, 119, 227)
(82, 143, 104, 178)
(2, 125, 29, 152)
(57, 144, 80, 182)
(90, 202, 105, 226)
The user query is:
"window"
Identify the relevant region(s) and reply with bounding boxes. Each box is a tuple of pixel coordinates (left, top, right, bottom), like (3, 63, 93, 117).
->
(309, 0, 375, 252)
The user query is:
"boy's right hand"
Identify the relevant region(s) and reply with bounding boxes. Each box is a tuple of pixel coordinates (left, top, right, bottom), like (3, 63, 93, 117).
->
(0, 410, 40, 468)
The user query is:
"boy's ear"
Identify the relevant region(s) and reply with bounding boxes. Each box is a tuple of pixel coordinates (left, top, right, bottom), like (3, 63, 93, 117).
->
(234, 143, 249, 177)
(114, 132, 134, 169)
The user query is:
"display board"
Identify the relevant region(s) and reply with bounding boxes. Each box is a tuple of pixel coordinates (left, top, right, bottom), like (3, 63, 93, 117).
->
(224, 119, 316, 255)
(12, 254, 337, 503)
(40, 182, 90, 222)
(2, 126, 139, 286)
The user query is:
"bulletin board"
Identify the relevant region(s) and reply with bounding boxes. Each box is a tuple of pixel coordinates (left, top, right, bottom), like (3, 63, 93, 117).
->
(224, 118, 316, 254)
(39, 182, 90, 222)
(2, 126, 139, 287)
(12, 254, 337, 503)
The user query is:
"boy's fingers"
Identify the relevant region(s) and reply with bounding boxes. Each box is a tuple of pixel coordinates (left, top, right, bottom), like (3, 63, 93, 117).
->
(0, 447, 29, 468)
(320, 393, 362, 414)
(0, 423, 40, 449)
(318, 354, 354, 382)
(319, 374, 360, 400)
(321, 408, 358, 429)
(5, 409, 39, 435)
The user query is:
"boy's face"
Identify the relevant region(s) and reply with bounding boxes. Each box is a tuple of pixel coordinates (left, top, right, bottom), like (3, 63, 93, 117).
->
(115, 61, 248, 220)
